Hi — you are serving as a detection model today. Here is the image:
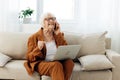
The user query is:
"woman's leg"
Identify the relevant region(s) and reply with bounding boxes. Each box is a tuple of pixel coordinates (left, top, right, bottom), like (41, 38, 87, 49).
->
(62, 59, 74, 80)
(37, 61, 64, 80)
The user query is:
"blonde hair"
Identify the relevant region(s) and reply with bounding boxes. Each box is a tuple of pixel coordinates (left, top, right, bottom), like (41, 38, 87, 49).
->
(40, 12, 55, 27)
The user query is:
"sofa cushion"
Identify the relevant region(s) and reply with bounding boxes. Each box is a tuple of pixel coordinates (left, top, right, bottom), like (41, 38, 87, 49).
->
(73, 62, 82, 71)
(0, 60, 40, 80)
(0, 32, 31, 59)
(71, 70, 112, 80)
(78, 54, 115, 71)
(64, 31, 107, 57)
(0, 52, 12, 67)
(42, 70, 112, 80)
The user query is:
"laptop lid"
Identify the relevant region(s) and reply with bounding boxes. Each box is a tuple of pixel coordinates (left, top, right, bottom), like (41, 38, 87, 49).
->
(53, 45, 80, 60)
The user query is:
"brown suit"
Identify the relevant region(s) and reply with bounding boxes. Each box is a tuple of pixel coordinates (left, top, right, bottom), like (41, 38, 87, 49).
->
(24, 28, 74, 80)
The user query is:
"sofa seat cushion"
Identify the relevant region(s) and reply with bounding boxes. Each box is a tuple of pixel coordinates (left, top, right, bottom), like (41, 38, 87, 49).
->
(42, 70, 112, 80)
(71, 70, 112, 80)
(41, 62, 112, 80)
(41, 62, 82, 80)
(0, 60, 40, 80)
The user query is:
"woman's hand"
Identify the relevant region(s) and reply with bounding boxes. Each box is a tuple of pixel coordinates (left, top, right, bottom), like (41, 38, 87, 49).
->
(38, 41, 44, 50)
(43, 28, 49, 34)
(54, 22, 61, 35)
(28, 53, 36, 62)
(44, 20, 54, 34)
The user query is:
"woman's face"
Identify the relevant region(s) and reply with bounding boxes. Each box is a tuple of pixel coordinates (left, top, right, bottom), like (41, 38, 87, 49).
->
(43, 14, 56, 31)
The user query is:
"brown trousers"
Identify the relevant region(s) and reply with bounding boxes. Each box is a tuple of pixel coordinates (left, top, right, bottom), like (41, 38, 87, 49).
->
(36, 59, 74, 80)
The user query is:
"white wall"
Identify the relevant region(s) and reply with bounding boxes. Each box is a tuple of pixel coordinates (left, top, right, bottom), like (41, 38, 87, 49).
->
(1, 0, 119, 52)
(20, 0, 120, 53)
(0, 0, 20, 32)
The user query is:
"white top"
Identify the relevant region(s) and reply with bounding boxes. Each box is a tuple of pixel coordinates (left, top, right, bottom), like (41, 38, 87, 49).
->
(45, 40, 57, 61)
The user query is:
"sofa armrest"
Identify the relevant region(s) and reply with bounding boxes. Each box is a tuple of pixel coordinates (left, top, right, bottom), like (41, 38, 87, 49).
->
(106, 49, 120, 80)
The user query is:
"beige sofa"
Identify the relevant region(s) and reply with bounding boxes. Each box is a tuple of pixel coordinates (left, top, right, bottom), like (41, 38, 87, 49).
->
(0, 32, 120, 80)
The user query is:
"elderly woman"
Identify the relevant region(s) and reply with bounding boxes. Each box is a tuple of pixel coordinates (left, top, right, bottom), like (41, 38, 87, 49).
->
(24, 13, 74, 80)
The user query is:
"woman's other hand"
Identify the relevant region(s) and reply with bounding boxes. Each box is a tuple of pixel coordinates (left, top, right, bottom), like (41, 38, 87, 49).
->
(38, 41, 44, 50)
(54, 21, 60, 35)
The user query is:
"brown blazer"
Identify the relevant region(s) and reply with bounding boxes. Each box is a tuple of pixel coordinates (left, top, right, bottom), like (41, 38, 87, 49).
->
(24, 28, 67, 75)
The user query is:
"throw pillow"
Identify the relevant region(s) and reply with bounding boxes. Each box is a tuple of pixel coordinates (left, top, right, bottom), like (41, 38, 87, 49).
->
(78, 54, 115, 71)
(0, 52, 12, 67)
(77, 31, 107, 57)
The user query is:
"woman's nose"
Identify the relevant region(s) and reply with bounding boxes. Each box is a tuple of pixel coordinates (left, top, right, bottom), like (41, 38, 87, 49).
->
(49, 20, 54, 25)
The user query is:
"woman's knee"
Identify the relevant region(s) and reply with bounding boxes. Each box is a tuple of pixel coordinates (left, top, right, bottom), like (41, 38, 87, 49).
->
(65, 59, 74, 66)
(53, 61, 63, 68)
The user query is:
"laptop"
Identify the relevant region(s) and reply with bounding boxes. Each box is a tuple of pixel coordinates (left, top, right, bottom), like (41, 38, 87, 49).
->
(52, 45, 80, 61)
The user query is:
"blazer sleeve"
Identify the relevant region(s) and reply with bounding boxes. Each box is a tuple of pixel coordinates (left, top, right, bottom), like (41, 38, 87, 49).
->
(54, 32, 67, 46)
(26, 35, 45, 62)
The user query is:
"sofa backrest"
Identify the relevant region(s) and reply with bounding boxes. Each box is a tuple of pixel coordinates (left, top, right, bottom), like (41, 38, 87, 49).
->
(0, 32, 111, 59)
(64, 32, 110, 57)
(0, 32, 31, 59)
(64, 32, 111, 49)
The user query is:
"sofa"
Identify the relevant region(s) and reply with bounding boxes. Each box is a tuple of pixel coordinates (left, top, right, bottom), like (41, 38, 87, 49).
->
(0, 31, 120, 80)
